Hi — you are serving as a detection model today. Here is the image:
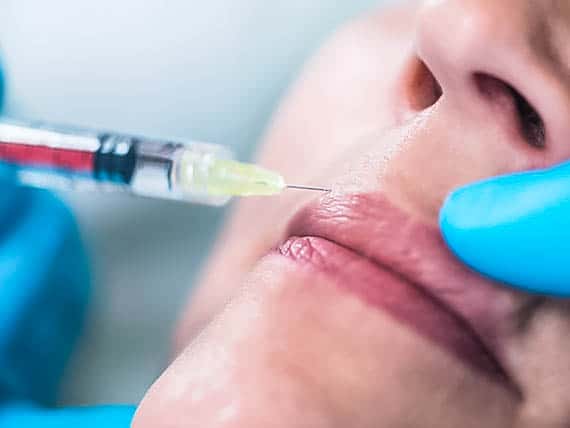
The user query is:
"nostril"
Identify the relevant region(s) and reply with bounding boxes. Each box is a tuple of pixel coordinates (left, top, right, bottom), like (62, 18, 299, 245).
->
(474, 73, 546, 149)
(402, 57, 443, 112)
(510, 86, 546, 149)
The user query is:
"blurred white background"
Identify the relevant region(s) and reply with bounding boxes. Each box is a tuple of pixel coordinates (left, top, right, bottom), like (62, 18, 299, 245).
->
(0, 0, 390, 404)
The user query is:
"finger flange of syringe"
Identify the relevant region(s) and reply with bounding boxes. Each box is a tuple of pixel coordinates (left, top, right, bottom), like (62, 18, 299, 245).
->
(0, 120, 232, 206)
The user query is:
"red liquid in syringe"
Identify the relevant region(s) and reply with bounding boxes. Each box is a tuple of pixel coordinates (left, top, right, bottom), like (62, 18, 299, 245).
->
(0, 141, 95, 172)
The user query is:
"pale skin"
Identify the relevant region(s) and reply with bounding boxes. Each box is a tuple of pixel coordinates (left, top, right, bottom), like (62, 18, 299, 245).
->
(133, 1, 570, 426)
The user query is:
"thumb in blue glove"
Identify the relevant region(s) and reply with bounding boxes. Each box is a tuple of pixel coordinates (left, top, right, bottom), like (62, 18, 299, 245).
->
(440, 161, 570, 297)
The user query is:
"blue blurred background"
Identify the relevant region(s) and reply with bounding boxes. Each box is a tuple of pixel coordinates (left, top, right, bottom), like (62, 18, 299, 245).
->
(0, 0, 387, 404)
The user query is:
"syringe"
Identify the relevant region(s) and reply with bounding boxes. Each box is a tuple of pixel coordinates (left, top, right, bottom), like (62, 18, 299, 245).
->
(0, 119, 329, 206)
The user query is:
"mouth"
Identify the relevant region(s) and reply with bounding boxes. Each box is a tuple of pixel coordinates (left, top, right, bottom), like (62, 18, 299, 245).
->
(278, 192, 520, 392)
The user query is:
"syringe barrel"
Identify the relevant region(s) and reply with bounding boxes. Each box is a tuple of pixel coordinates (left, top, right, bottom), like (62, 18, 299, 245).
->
(129, 139, 233, 206)
(0, 120, 233, 206)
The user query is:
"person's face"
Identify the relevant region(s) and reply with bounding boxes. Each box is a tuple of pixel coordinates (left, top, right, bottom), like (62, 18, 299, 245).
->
(134, 1, 570, 426)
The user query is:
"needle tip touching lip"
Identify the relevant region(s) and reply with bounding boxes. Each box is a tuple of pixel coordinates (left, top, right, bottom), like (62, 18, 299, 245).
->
(286, 184, 332, 193)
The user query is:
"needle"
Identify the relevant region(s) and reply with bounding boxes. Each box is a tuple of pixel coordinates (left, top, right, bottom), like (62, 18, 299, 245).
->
(286, 184, 331, 193)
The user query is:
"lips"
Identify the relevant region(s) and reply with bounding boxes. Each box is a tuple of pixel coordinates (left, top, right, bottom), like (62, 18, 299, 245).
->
(279, 192, 521, 390)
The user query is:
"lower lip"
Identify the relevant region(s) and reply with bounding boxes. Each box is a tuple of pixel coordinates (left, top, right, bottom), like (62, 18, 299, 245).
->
(277, 235, 505, 381)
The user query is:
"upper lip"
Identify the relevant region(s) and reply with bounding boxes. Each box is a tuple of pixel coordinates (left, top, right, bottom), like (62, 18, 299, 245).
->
(285, 191, 522, 393)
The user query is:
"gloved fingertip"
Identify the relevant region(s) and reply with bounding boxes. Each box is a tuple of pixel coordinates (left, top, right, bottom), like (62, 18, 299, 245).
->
(439, 183, 482, 270)
(441, 172, 532, 232)
(439, 179, 498, 239)
(440, 166, 570, 296)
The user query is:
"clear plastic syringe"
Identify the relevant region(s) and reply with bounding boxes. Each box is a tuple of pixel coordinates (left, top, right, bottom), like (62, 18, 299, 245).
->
(0, 119, 329, 206)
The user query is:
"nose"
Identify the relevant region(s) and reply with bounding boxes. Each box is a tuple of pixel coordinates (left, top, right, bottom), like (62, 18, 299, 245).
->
(415, 0, 570, 155)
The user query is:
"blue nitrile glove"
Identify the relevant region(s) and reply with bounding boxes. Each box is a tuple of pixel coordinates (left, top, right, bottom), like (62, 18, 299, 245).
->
(0, 185, 90, 404)
(0, 62, 89, 406)
(0, 67, 135, 426)
(440, 161, 570, 297)
(0, 404, 136, 428)
(0, 190, 136, 428)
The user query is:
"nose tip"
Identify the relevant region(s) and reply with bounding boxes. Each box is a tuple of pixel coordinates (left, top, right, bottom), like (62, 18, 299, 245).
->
(413, 1, 568, 154)
(415, 1, 510, 95)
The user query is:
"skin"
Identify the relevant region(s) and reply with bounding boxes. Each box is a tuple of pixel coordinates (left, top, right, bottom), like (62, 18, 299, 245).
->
(134, 1, 570, 426)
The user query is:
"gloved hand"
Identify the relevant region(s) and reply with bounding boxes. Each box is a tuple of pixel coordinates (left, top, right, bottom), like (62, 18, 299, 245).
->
(0, 66, 135, 426)
(440, 161, 570, 297)
(0, 60, 90, 406)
